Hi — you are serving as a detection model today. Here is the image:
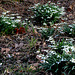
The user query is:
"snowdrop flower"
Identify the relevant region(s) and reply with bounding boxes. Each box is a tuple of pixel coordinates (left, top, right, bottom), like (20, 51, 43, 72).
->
(1, 15, 4, 18)
(41, 10, 44, 12)
(53, 26, 57, 28)
(57, 55, 61, 58)
(61, 58, 64, 61)
(61, 7, 65, 11)
(69, 38, 74, 41)
(60, 11, 65, 15)
(8, 54, 11, 58)
(10, 17, 15, 19)
(69, 33, 71, 34)
(63, 45, 69, 48)
(58, 26, 61, 28)
(60, 31, 64, 34)
(48, 1, 51, 3)
(43, 23, 47, 25)
(54, 6, 58, 8)
(53, 10, 58, 13)
(12, 25, 16, 27)
(36, 51, 40, 54)
(71, 46, 75, 52)
(11, 14, 15, 16)
(35, 3, 40, 6)
(2, 12, 6, 15)
(37, 55, 42, 58)
(5, 21, 11, 24)
(41, 17, 44, 19)
(47, 17, 50, 19)
(50, 51, 56, 55)
(66, 38, 74, 42)
(41, 57, 46, 60)
(6, 11, 10, 13)
(25, 18, 28, 21)
(28, 20, 30, 23)
(15, 13, 19, 15)
(31, 16, 34, 18)
(51, 3, 55, 5)
(51, 40, 55, 44)
(68, 25, 73, 28)
(73, 21, 75, 23)
(4, 17, 9, 19)
(70, 29, 72, 31)
(56, 62, 60, 64)
(49, 8, 51, 10)
(70, 58, 75, 63)
(17, 16, 21, 19)
(47, 11, 50, 13)
(15, 19, 21, 23)
(41, 60, 45, 63)
(55, 23, 59, 26)
(54, 48, 58, 49)
(2, 19, 6, 21)
(0, 63, 2, 67)
(48, 36, 53, 41)
(22, 22, 27, 25)
(43, 50, 48, 53)
(48, 45, 56, 48)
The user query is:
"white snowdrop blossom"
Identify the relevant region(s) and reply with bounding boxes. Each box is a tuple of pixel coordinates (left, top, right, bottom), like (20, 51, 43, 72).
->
(0, 63, 2, 67)
(22, 22, 27, 25)
(2, 12, 6, 15)
(15, 19, 21, 23)
(11, 14, 16, 16)
(34, 3, 40, 7)
(5, 21, 11, 24)
(41, 10, 44, 12)
(2, 19, 6, 21)
(70, 58, 75, 63)
(70, 29, 73, 31)
(43, 23, 47, 25)
(31, 16, 34, 18)
(17, 16, 21, 19)
(25, 18, 28, 21)
(12, 25, 16, 27)
(6, 11, 10, 13)
(8, 54, 12, 58)
(36, 51, 40, 54)
(10, 17, 15, 19)
(4, 17, 9, 19)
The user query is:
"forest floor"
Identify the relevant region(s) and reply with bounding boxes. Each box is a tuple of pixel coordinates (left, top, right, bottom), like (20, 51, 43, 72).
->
(0, 0, 75, 75)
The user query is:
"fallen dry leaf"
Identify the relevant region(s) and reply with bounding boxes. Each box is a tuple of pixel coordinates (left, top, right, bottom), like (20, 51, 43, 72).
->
(29, 65, 36, 70)
(1, 48, 10, 53)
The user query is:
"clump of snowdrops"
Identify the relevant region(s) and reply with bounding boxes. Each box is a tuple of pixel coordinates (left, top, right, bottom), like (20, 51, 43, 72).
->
(30, 1, 65, 26)
(40, 38, 75, 75)
(0, 11, 25, 35)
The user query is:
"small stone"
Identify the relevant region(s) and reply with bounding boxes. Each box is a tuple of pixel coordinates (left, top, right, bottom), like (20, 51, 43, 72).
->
(19, 43, 23, 48)
(15, 43, 19, 48)
(68, 14, 74, 19)
(17, 60, 21, 63)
